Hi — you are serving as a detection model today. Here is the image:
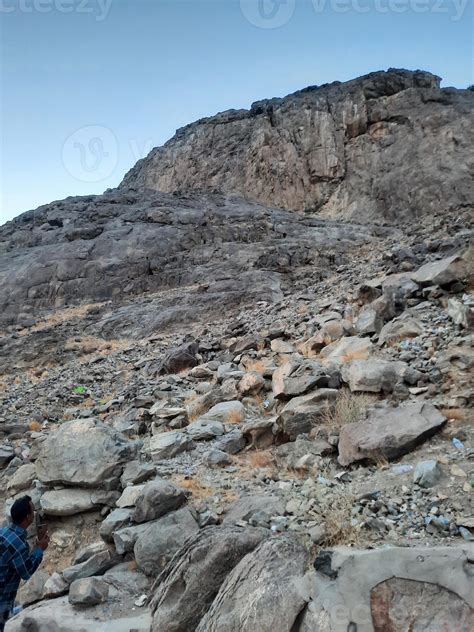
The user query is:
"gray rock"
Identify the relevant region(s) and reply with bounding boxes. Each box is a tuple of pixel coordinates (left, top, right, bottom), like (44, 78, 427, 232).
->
(378, 317, 423, 346)
(42, 572, 69, 599)
(7, 463, 37, 493)
(116, 484, 147, 509)
(414, 460, 443, 488)
(277, 389, 338, 439)
(40, 489, 100, 516)
(448, 297, 474, 329)
(195, 400, 244, 425)
(134, 507, 199, 576)
(411, 254, 467, 287)
(120, 461, 156, 487)
(62, 548, 119, 584)
(68, 577, 109, 606)
(186, 419, 225, 441)
(354, 306, 383, 335)
(150, 525, 267, 632)
(157, 341, 199, 375)
(203, 449, 232, 467)
(214, 430, 246, 454)
(341, 359, 398, 393)
(275, 438, 334, 472)
(132, 479, 188, 523)
(196, 536, 310, 632)
(338, 402, 446, 466)
(148, 431, 195, 461)
(113, 521, 156, 555)
(18, 570, 50, 606)
(319, 336, 373, 364)
(35, 418, 135, 488)
(100, 508, 134, 543)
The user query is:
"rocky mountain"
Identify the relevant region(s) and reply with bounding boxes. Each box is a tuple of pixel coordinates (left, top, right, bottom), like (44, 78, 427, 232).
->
(121, 69, 474, 223)
(0, 69, 473, 631)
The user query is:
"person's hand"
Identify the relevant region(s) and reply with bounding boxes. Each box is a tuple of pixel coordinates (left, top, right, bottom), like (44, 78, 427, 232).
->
(37, 532, 50, 551)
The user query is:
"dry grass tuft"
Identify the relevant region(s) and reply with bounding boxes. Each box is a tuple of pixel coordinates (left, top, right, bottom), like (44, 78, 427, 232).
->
(225, 408, 244, 424)
(319, 492, 362, 547)
(245, 359, 267, 374)
(185, 394, 211, 422)
(172, 475, 214, 500)
(321, 389, 376, 429)
(18, 302, 106, 336)
(441, 408, 465, 421)
(29, 420, 42, 432)
(233, 449, 275, 473)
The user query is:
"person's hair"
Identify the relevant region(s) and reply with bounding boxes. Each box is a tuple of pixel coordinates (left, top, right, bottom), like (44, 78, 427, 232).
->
(10, 496, 33, 526)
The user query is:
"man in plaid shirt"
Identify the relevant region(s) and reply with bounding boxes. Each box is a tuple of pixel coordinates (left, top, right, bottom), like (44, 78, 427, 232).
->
(0, 496, 49, 631)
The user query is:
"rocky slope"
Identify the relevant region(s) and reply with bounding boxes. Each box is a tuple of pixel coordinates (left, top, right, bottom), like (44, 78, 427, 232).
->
(121, 69, 474, 223)
(0, 69, 473, 631)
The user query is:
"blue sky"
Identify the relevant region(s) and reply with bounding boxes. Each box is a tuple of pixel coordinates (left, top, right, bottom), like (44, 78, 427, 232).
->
(1, 0, 472, 224)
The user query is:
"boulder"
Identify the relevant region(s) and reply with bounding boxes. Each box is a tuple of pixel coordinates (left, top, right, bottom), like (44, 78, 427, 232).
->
(186, 419, 225, 441)
(134, 507, 199, 576)
(18, 570, 50, 606)
(42, 573, 69, 599)
(275, 438, 334, 473)
(194, 400, 244, 425)
(35, 419, 135, 488)
(157, 341, 199, 374)
(196, 536, 310, 632)
(273, 360, 332, 400)
(214, 430, 246, 454)
(203, 449, 232, 467)
(120, 461, 156, 487)
(414, 460, 443, 488)
(100, 508, 133, 543)
(148, 431, 195, 461)
(411, 254, 467, 287)
(116, 484, 147, 508)
(132, 479, 187, 523)
(150, 525, 267, 632)
(319, 336, 373, 364)
(68, 577, 109, 606)
(277, 389, 338, 439)
(113, 522, 156, 555)
(378, 316, 423, 346)
(271, 339, 295, 354)
(338, 402, 446, 466)
(40, 489, 100, 516)
(62, 548, 119, 584)
(341, 359, 398, 393)
(354, 305, 384, 335)
(7, 463, 37, 493)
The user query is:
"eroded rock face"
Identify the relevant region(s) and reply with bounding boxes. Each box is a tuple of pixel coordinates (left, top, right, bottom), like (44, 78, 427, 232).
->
(150, 525, 267, 632)
(121, 70, 474, 224)
(195, 536, 310, 632)
(371, 577, 474, 631)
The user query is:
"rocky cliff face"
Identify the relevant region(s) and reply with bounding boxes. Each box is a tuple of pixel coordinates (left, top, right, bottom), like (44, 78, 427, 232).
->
(121, 69, 474, 222)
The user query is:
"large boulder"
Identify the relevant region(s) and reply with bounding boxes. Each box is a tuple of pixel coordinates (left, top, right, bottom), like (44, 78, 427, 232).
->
(411, 254, 467, 287)
(148, 431, 195, 461)
(40, 489, 101, 516)
(35, 419, 135, 488)
(378, 316, 423, 346)
(157, 341, 199, 374)
(338, 402, 446, 466)
(134, 507, 199, 576)
(150, 525, 267, 632)
(341, 359, 398, 393)
(277, 389, 338, 439)
(132, 479, 188, 523)
(196, 536, 310, 632)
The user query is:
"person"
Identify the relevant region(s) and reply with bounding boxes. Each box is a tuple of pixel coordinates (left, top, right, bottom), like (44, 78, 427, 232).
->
(0, 496, 49, 631)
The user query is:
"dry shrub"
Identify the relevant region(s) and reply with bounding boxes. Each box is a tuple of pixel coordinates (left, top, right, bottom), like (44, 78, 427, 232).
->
(185, 395, 210, 422)
(441, 408, 465, 421)
(319, 492, 362, 547)
(245, 359, 267, 374)
(172, 475, 213, 500)
(29, 420, 42, 432)
(233, 449, 275, 473)
(321, 389, 376, 429)
(18, 302, 106, 336)
(225, 408, 244, 424)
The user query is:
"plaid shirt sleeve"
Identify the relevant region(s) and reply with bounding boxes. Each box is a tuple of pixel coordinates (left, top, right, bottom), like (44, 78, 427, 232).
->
(10, 544, 43, 581)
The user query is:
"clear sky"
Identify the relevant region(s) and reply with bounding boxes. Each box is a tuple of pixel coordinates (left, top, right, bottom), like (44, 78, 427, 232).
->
(1, 0, 472, 224)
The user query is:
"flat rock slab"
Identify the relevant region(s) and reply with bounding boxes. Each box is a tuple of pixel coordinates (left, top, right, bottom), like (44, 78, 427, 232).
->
(338, 402, 446, 466)
(35, 418, 135, 487)
(40, 489, 100, 516)
(148, 431, 195, 461)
